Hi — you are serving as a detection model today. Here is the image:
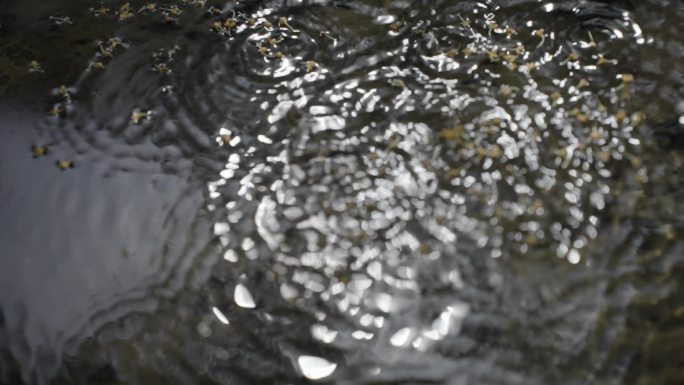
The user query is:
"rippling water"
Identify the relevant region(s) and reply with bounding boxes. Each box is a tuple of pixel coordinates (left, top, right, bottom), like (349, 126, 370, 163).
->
(1, 0, 684, 384)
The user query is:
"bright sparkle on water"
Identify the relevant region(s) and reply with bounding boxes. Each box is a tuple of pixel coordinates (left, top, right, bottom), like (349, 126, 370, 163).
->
(297, 355, 337, 380)
(9, 0, 677, 383)
(212, 307, 230, 325)
(234, 283, 256, 309)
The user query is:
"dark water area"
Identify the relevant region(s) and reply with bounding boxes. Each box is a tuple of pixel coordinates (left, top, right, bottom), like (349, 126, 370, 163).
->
(1, 0, 684, 384)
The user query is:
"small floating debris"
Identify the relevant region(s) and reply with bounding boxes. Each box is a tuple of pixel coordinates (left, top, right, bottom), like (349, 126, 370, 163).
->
(487, 21, 498, 36)
(219, 134, 232, 146)
(48, 16, 73, 26)
(163, 5, 182, 17)
(590, 129, 603, 141)
(159, 5, 183, 24)
(620, 73, 634, 84)
(587, 31, 597, 48)
(119, 3, 132, 21)
(138, 2, 157, 13)
(438, 125, 464, 142)
(211, 21, 224, 32)
(56, 160, 74, 170)
(130, 109, 151, 124)
(224, 17, 237, 29)
(482, 144, 502, 158)
(31, 145, 48, 158)
(632, 111, 645, 126)
(571, 109, 589, 124)
(28, 60, 43, 73)
(533, 28, 545, 46)
(261, 19, 274, 29)
(502, 53, 517, 64)
(50, 104, 63, 117)
(389, 79, 405, 88)
(566, 52, 580, 62)
(267, 36, 279, 46)
(597, 150, 611, 163)
(212, 16, 237, 35)
(305, 60, 317, 72)
(635, 168, 648, 184)
(279, 16, 297, 32)
(57, 85, 71, 98)
(186, 0, 206, 6)
(90, 6, 110, 17)
(458, 14, 470, 28)
(498, 84, 514, 98)
(51, 85, 74, 105)
(153, 63, 170, 75)
(297, 355, 337, 380)
(319, 30, 336, 42)
(506, 26, 518, 38)
(485, 118, 502, 126)
(389, 21, 402, 32)
(107, 37, 128, 49)
(596, 55, 612, 66)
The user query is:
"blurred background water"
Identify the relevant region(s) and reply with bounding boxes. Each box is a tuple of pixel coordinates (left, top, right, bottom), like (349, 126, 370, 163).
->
(1, 0, 684, 384)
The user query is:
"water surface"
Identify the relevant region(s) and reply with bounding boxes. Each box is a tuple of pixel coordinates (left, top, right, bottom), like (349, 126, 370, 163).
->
(1, 0, 684, 384)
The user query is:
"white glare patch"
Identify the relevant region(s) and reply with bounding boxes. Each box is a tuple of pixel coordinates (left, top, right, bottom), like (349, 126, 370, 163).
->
(390, 327, 414, 347)
(297, 355, 337, 380)
(256, 195, 283, 250)
(567, 249, 581, 264)
(234, 283, 256, 308)
(212, 307, 230, 325)
(374, 292, 392, 313)
(214, 222, 230, 235)
(311, 324, 338, 343)
(223, 249, 238, 262)
(280, 283, 299, 300)
(352, 330, 374, 340)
